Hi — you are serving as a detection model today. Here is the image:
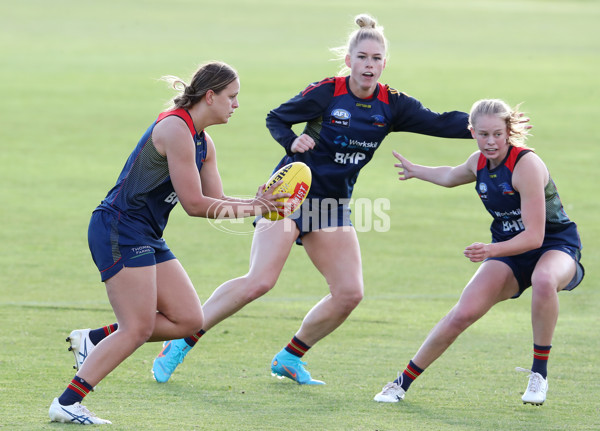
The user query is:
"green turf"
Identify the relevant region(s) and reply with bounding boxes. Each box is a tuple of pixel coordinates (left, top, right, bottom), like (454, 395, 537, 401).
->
(1, 0, 598, 429)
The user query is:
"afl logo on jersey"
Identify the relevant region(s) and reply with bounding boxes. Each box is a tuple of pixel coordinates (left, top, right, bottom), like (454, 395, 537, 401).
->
(331, 109, 350, 127)
(478, 182, 488, 200)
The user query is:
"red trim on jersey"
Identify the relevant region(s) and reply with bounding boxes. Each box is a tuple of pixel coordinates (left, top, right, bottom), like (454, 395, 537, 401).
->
(477, 153, 487, 171)
(476, 146, 531, 172)
(376, 83, 389, 104)
(156, 108, 197, 136)
(333, 76, 348, 97)
(302, 77, 388, 103)
(505, 146, 530, 173)
(301, 77, 336, 97)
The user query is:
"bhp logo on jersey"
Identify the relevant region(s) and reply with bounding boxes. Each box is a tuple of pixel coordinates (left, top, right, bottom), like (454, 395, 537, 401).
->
(335, 152, 366, 165)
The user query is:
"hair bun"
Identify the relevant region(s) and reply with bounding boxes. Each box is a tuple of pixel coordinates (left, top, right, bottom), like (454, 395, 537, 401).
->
(355, 14, 376, 29)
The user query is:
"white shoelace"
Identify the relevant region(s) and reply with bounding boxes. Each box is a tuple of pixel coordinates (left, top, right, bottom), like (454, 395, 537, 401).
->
(516, 367, 543, 392)
(381, 372, 403, 395)
(74, 403, 99, 418)
(380, 382, 401, 394)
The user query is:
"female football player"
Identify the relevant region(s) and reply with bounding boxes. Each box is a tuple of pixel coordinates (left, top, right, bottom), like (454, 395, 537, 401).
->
(374, 99, 584, 405)
(149, 13, 475, 385)
(48, 61, 286, 424)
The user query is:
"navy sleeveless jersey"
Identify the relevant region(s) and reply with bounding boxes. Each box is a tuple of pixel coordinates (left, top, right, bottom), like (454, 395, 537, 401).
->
(96, 108, 207, 239)
(266, 76, 471, 200)
(476, 146, 580, 248)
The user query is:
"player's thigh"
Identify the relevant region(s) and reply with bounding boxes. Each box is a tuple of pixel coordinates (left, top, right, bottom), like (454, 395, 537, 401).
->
(532, 249, 577, 292)
(302, 226, 363, 294)
(456, 259, 519, 317)
(155, 259, 203, 321)
(246, 217, 299, 282)
(105, 265, 158, 329)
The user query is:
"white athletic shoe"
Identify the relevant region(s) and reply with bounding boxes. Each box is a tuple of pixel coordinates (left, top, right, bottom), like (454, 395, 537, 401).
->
(374, 382, 406, 403)
(49, 397, 111, 425)
(517, 367, 548, 405)
(67, 329, 94, 371)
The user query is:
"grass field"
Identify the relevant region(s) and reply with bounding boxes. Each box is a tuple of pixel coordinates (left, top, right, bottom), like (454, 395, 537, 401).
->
(1, 0, 598, 429)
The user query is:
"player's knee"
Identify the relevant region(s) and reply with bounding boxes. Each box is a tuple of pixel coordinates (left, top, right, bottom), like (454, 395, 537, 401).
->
(244, 276, 277, 301)
(346, 288, 364, 309)
(447, 308, 478, 332)
(335, 284, 364, 313)
(178, 314, 204, 336)
(531, 271, 558, 298)
(121, 323, 154, 348)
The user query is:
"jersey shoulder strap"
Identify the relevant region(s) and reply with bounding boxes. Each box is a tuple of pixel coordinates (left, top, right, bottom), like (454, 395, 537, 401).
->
(156, 108, 196, 136)
(505, 146, 532, 172)
(477, 146, 532, 172)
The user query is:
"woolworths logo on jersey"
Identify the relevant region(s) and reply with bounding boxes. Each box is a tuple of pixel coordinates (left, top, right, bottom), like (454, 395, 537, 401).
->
(206, 197, 391, 235)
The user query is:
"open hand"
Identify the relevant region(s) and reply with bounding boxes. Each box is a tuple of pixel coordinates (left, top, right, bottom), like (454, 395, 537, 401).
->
(393, 150, 417, 180)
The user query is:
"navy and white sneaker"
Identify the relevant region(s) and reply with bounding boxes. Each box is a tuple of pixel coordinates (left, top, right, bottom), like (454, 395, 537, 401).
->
(49, 397, 111, 425)
(67, 329, 94, 371)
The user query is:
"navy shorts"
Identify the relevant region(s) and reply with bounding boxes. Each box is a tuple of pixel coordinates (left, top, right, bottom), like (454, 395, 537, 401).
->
(488, 244, 585, 299)
(256, 198, 353, 246)
(88, 210, 176, 282)
(290, 198, 352, 245)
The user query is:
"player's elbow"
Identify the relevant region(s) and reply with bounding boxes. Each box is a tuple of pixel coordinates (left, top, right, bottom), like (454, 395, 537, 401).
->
(180, 198, 213, 218)
(525, 229, 545, 251)
(439, 177, 462, 188)
(532, 233, 545, 249)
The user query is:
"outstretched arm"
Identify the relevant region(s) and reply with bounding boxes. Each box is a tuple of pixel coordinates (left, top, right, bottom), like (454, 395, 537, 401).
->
(393, 150, 478, 187)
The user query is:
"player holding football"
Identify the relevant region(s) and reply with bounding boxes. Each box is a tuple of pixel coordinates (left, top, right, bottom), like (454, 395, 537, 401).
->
(374, 99, 584, 405)
(48, 61, 286, 424)
(148, 14, 476, 385)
